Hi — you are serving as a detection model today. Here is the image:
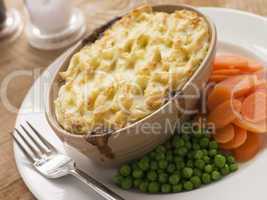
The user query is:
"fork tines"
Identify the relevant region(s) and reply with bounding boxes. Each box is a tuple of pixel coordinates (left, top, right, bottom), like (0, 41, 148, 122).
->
(12, 121, 55, 161)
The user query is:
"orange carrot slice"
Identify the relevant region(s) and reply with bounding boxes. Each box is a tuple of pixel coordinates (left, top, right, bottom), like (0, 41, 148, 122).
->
(212, 68, 241, 76)
(220, 126, 247, 149)
(213, 124, 235, 143)
(255, 68, 267, 81)
(233, 117, 267, 134)
(209, 75, 230, 83)
(213, 54, 248, 70)
(241, 92, 267, 122)
(246, 59, 263, 72)
(208, 99, 242, 129)
(255, 84, 267, 94)
(217, 74, 258, 97)
(237, 96, 245, 103)
(207, 86, 231, 111)
(233, 132, 261, 162)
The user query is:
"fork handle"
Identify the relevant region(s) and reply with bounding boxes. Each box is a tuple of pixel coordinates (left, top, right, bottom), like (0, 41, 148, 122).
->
(70, 168, 125, 200)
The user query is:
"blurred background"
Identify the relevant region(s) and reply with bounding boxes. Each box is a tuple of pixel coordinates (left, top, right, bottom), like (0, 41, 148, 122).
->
(0, 0, 266, 199)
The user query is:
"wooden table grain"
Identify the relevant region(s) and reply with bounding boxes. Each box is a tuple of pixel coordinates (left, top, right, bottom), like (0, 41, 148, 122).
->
(0, 0, 266, 199)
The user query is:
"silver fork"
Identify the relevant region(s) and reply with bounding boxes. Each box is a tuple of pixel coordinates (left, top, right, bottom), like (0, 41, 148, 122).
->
(12, 121, 124, 200)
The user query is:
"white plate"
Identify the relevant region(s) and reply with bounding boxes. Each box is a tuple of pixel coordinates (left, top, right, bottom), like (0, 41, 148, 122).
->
(14, 8, 267, 200)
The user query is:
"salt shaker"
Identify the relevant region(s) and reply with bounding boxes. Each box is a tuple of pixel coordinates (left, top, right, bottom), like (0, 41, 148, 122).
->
(25, 0, 86, 50)
(0, 0, 23, 42)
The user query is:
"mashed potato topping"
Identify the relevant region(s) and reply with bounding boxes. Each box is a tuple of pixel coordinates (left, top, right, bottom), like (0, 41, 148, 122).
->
(54, 5, 210, 135)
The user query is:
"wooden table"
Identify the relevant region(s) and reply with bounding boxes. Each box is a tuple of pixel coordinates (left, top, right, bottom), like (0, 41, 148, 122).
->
(0, 0, 266, 199)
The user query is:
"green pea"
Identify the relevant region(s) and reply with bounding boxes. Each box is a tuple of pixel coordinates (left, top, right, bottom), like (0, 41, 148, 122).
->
(182, 167, 193, 179)
(194, 150, 204, 159)
(203, 155, 210, 163)
(156, 145, 166, 153)
(209, 149, 217, 157)
(171, 136, 179, 147)
(193, 168, 202, 177)
(113, 174, 123, 186)
(169, 174, 180, 185)
(173, 170, 181, 176)
(138, 159, 150, 171)
(175, 160, 185, 170)
(119, 164, 131, 176)
(158, 173, 168, 184)
(134, 179, 142, 188)
(186, 160, 194, 168)
(166, 151, 174, 162)
(209, 140, 218, 149)
(211, 170, 221, 181)
(204, 164, 213, 173)
(177, 147, 188, 156)
(167, 163, 176, 173)
(184, 140, 192, 150)
(229, 163, 238, 172)
(214, 154, 226, 168)
(174, 156, 183, 163)
(203, 149, 209, 155)
(193, 143, 200, 150)
(200, 137, 209, 148)
(161, 184, 171, 193)
(150, 161, 158, 170)
(190, 176, 202, 188)
(121, 177, 133, 190)
(227, 155, 236, 164)
(221, 164, 230, 175)
(156, 152, 165, 160)
(187, 151, 195, 159)
(139, 181, 148, 192)
(147, 171, 157, 181)
(158, 160, 168, 169)
(183, 181, 194, 190)
(172, 184, 183, 193)
(174, 138, 185, 148)
(195, 159, 205, 170)
(133, 169, 144, 179)
(148, 182, 160, 193)
(181, 134, 190, 141)
(202, 173, 211, 184)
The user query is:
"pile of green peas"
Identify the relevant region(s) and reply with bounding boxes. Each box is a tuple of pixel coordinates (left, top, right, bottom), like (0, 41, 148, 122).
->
(113, 129, 238, 193)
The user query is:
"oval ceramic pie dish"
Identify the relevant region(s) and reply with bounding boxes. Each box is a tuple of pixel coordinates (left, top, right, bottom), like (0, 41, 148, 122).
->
(45, 3, 217, 166)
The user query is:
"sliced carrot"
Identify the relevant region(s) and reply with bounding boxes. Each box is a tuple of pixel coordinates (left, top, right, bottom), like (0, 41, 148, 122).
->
(233, 117, 267, 134)
(213, 54, 248, 70)
(246, 59, 263, 72)
(214, 54, 262, 73)
(241, 92, 267, 122)
(233, 132, 261, 162)
(213, 124, 235, 143)
(207, 86, 231, 111)
(220, 125, 247, 150)
(216, 74, 258, 97)
(212, 68, 241, 76)
(237, 96, 245, 103)
(209, 75, 230, 83)
(208, 99, 242, 129)
(254, 83, 267, 93)
(255, 68, 267, 81)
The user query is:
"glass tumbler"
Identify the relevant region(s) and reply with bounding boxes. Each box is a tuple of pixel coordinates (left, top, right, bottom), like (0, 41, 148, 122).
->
(25, 0, 86, 50)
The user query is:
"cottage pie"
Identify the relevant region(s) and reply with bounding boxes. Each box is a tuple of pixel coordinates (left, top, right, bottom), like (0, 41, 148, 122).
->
(54, 5, 210, 135)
